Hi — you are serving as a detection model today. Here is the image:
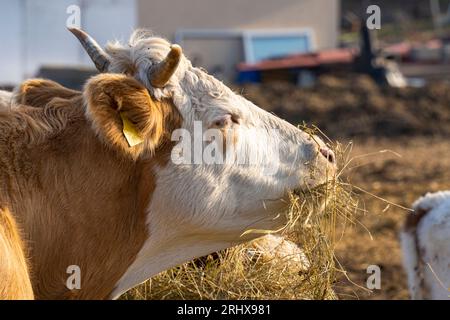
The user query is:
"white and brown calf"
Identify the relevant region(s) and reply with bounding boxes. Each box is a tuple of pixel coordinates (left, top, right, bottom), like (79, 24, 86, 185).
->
(401, 191, 450, 300)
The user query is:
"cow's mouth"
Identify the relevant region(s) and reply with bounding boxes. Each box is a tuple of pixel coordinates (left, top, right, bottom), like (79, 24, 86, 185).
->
(292, 188, 304, 197)
(292, 180, 332, 197)
(290, 183, 333, 220)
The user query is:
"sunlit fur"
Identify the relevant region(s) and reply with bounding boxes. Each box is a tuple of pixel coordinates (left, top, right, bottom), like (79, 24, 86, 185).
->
(0, 207, 34, 299)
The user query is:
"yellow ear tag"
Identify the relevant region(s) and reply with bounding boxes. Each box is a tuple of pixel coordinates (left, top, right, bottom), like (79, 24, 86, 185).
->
(120, 112, 144, 147)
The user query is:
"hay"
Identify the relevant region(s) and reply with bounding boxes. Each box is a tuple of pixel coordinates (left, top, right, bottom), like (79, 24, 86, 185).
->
(121, 138, 359, 300)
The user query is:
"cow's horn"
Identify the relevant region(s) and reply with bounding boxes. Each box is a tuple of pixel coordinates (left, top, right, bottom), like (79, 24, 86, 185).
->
(68, 27, 110, 72)
(148, 45, 182, 88)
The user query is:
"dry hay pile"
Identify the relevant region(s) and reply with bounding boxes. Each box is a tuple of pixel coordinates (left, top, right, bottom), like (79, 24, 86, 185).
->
(122, 138, 359, 300)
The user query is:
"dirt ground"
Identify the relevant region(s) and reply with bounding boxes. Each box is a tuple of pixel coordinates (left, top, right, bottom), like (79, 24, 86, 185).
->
(241, 75, 450, 300)
(333, 137, 450, 299)
(241, 74, 450, 139)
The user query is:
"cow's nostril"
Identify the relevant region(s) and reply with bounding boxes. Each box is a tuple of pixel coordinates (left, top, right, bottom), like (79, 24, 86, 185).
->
(320, 147, 335, 164)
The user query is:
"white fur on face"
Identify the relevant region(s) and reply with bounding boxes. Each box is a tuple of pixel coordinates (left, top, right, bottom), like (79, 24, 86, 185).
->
(106, 30, 336, 298)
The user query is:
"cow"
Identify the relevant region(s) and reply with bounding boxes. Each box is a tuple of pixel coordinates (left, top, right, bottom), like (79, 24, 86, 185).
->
(0, 29, 336, 299)
(401, 191, 450, 300)
(13, 78, 313, 273)
(10, 79, 312, 283)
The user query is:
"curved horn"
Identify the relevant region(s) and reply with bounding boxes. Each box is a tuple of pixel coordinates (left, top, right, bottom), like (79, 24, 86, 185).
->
(148, 45, 182, 88)
(68, 27, 110, 72)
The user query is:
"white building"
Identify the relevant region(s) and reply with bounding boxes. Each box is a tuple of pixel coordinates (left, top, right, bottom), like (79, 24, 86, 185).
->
(0, 0, 136, 85)
(0, 0, 340, 85)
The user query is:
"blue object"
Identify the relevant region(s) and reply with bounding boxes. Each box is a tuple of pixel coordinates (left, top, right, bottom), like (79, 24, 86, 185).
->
(237, 70, 261, 84)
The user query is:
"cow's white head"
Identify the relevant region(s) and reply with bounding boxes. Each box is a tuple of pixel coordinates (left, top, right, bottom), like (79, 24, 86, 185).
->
(72, 29, 336, 297)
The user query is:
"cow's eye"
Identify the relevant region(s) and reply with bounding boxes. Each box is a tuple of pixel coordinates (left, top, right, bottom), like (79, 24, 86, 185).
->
(230, 114, 241, 124)
(211, 114, 239, 128)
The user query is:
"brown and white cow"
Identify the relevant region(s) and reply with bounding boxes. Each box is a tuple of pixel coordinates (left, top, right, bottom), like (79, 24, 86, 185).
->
(0, 30, 335, 299)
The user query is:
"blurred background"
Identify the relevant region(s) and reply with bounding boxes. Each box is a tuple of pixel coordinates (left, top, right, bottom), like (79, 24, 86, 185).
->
(3, 0, 450, 87)
(1, 0, 449, 299)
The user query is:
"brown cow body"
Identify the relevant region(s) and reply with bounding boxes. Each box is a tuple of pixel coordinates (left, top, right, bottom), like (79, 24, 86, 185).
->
(0, 75, 179, 299)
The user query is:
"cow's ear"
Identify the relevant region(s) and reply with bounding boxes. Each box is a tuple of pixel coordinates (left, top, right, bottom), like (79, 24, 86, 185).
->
(83, 74, 166, 159)
(14, 79, 80, 107)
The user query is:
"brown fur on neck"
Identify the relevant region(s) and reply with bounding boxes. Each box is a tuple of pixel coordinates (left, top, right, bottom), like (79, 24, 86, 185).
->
(0, 75, 182, 299)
